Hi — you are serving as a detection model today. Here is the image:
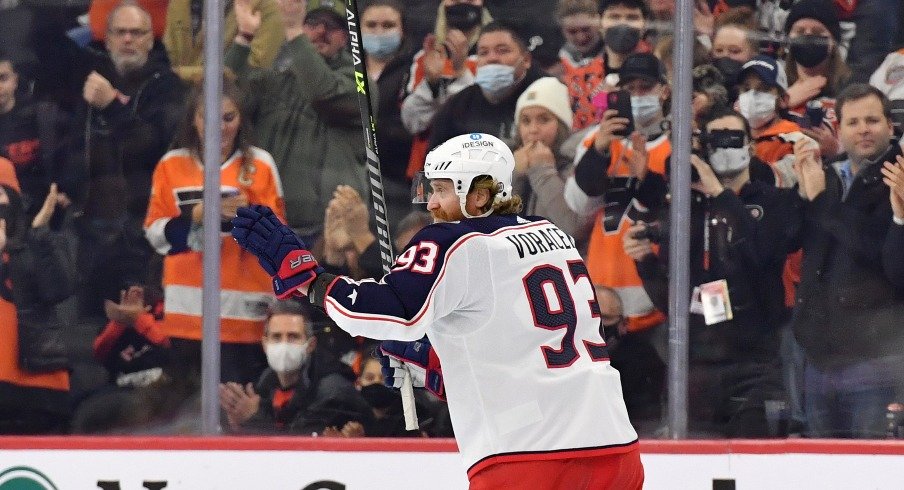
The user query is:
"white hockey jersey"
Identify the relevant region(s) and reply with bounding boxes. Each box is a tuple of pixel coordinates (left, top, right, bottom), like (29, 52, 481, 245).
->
(323, 214, 638, 477)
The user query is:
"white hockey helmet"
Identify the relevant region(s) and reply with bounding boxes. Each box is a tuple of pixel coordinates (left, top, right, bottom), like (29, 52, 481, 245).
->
(418, 133, 515, 218)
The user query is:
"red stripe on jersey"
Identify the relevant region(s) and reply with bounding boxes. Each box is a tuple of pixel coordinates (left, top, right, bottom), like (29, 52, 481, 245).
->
(467, 439, 640, 479)
(325, 220, 556, 326)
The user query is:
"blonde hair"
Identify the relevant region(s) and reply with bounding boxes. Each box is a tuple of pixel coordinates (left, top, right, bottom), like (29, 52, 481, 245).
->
(471, 176, 523, 215)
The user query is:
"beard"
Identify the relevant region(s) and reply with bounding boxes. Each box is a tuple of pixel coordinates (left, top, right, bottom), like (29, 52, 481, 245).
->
(430, 207, 463, 223)
(111, 51, 149, 76)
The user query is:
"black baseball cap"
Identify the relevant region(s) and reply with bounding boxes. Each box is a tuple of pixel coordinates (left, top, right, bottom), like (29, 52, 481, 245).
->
(617, 53, 667, 86)
(739, 55, 788, 91)
(303, 7, 346, 31)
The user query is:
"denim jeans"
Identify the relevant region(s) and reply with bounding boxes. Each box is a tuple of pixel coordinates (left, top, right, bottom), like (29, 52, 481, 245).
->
(803, 355, 904, 438)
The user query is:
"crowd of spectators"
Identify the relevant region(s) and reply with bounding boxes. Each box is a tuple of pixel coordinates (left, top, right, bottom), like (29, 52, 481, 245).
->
(0, 0, 902, 439)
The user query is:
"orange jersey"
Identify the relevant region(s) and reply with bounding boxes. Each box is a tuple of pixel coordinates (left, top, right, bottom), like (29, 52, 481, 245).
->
(560, 54, 606, 131)
(754, 118, 801, 166)
(0, 276, 69, 392)
(582, 133, 671, 332)
(144, 148, 285, 344)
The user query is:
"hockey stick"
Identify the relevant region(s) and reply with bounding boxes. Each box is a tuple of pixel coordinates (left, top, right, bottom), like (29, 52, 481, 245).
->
(344, 0, 418, 430)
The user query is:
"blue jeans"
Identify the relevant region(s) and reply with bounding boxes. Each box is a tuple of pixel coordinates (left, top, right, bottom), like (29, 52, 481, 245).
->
(803, 355, 904, 438)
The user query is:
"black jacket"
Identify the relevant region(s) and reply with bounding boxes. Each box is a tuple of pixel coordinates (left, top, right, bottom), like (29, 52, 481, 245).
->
(634, 175, 801, 363)
(792, 142, 904, 368)
(239, 348, 370, 434)
(374, 47, 415, 182)
(69, 47, 186, 223)
(428, 66, 547, 148)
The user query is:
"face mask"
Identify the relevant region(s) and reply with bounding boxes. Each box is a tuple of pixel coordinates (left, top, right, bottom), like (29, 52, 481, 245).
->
(630, 94, 662, 127)
(265, 340, 309, 373)
(738, 90, 777, 129)
(475, 63, 516, 97)
(789, 35, 831, 68)
(363, 31, 402, 59)
(445, 3, 482, 31)
(708, 146, 751, 177)
(604, 24, 641, 55)
(711, 57, 744, 86)
(360, 383, 399, 409)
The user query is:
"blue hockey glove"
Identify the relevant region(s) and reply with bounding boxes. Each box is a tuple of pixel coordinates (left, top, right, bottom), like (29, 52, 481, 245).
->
(231, 205, 322, 299)
(380, 338, 445, 400)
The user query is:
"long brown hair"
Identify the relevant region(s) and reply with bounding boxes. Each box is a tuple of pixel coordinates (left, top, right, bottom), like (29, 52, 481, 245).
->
(171, 73, 256, 187)
(471, 176, 523, 215)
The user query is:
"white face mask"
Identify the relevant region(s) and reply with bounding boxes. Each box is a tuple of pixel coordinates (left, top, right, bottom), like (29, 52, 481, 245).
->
(738, 90, 777, 129)
(630, 94, 662, 128)
(475, 63, 517, 97)
(709, 146, 751, 177)
(265, 340, 309, 373)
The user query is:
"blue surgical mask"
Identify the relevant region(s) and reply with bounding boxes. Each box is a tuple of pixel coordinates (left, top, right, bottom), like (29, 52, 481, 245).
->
(363, 31, 402, 60)
(475, 63, 516, 97)
(630, 94, 661, 127)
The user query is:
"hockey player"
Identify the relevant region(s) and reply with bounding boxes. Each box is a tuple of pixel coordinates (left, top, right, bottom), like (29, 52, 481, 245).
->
(232, 133, 642, 489)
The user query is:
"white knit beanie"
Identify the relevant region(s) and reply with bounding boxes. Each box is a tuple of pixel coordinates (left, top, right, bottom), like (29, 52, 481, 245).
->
(515, 77, 573, 128)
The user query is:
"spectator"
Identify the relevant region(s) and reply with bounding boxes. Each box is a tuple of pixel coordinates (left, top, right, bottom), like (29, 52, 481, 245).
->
(869, 47, 904, 138)
(783, 0, 851, 153)
(163, 0, 284, 82)
(596, 284, 665, 436)
(623, 107, 798, 437)
(218, 300, 370, 435)
(144, 75, 284, 385)
(70, 284, 173, 433)
(400, 0, 489, 182)
(564, 52, 670, 335)
(511, 77, 592, 244)
(790, 83, 904, 438)
(0, 174, 73, 434)
(597, 0, 652, 86)
(427, 21, 545, 148)
(227, 1, 369, 240)
(846, 0, 901, 84)
(70, 2, 186, 318)
(93, 285, 170, 390)
(710, 7, 759, 67)
(361, 0, 417, 226)
(320, 185, 382, 281)
(0, 50, 71, 222)
(735, 55, 804, 186)
(706, 6, 774, 103)
(556, 0, 604, 130)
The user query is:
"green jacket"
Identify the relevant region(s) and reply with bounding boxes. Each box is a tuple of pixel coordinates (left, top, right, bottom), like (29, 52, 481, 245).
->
(226, 37, 370, 236)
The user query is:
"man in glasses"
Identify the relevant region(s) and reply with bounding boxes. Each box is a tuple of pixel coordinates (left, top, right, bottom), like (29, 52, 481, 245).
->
(72, 3, 186, 319)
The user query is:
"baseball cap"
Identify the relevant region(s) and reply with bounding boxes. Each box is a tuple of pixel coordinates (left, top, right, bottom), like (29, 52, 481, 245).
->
(303, 7, 346, 31)
(739, 55, 788, 91)
(617, 53, 667, 86)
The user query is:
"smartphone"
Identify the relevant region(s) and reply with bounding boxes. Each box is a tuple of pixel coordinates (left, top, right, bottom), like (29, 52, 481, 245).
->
(607, 90, 634, 137)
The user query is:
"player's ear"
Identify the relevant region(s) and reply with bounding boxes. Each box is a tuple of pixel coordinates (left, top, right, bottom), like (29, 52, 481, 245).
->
(472, 187, 490, 209)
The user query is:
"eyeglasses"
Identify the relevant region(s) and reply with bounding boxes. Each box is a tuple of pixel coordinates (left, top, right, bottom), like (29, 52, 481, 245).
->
(109, 27, 150, 38)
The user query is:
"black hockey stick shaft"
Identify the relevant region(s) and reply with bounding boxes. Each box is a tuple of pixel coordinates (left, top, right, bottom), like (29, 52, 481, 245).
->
(344, 0, 395, 272)
(345, 0, 418, 430)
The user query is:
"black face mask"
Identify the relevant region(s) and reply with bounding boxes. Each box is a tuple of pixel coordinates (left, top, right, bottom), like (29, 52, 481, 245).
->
(711, 57, 744, 87)
(604, 24, 641, 55)
(360, 383, 400, 410)
(445, 3, 482, 31)
(790, 35, 831, 68)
